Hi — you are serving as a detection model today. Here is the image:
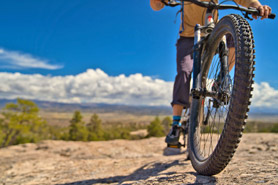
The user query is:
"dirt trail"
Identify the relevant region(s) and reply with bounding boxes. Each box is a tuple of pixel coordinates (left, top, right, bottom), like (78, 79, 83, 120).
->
(0, 133, 278, 185)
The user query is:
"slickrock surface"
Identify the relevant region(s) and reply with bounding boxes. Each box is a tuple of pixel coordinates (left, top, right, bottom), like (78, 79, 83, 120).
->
(1, 133, 278, 185)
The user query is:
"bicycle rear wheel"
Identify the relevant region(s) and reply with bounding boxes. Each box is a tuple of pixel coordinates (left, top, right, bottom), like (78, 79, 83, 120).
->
(188, 14, 255, 175)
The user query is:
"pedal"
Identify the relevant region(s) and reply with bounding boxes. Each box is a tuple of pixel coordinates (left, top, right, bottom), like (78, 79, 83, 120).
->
(167, 142, 183, 149)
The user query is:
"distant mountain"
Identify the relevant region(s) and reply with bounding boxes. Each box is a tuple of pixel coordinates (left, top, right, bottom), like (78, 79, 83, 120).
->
(248, 107, 278, 115)
(0, 98, 277, 117)
(0, 98, 172, 115)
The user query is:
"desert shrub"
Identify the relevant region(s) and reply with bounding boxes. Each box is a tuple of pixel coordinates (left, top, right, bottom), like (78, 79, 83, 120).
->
(0, 100, 173, 146)
(103, 127, 131, 140)
(68, 111, 88, 141)
(87, 113, 104, 141)
(244, 121, 278, 133)
(244, 122, 254, 133)
(147, 116, 164, 137)
(48, 125, 69, 140)
(270, 123, 278, 133)
(104, 121, 148, 132)
(0, 98, 48, 147)
(162, 116, 171, 135)
(0, 120, 4, 145)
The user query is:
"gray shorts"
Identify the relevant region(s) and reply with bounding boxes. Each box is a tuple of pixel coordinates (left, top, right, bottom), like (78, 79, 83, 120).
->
(171, 35, 234, 108)
(171, 37, 194, 108)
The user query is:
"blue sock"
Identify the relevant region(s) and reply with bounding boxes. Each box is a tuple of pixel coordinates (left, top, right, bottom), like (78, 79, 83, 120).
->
(172, 116, 181, 126)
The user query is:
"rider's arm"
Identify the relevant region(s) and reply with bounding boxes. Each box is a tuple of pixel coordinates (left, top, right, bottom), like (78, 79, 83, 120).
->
(234, 0, 272, 20)
(233, 0, 259, 8)
(249, 1, 272, 20)
(150, 0, 165, 11)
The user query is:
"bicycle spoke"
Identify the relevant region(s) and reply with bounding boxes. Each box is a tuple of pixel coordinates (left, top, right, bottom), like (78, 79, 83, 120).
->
(197, 40, 235, 159)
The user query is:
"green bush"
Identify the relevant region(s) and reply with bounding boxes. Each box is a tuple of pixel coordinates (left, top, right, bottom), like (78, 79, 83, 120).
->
(48, 125, 69, 140)
(0, 100, 168, 147)
(147, 116, 164, 137)
(87, 114, 104, 141)
(162, 116, 171, 135)
(8, 99, 278, 147)
(270, 123, 278, 133)
(0, 98, 48, 147)
(0, 123, 4, 145)
(243, 121, 278, 133)
(68, 111, 88, 141)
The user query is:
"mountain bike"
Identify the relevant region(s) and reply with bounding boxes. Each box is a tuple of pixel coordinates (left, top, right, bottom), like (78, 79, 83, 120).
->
(162, 0, 275, 175)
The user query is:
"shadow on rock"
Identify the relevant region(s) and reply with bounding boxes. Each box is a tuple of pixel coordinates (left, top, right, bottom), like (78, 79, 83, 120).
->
(190, 172, 217, 185)
(59, 159, 187, 185)
(163, 147, 190, 160)
(144, 171, 217, 185)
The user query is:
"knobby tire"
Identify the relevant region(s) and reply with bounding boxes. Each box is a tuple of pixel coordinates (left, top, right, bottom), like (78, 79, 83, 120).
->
(188, 14, 255, 175)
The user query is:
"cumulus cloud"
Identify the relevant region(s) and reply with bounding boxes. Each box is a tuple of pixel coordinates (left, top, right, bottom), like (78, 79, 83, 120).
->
(0, 69, 173, 106)
(252, 82, 278, 108)
(0, 48, 63, 70)
(0, 69, 277, 107)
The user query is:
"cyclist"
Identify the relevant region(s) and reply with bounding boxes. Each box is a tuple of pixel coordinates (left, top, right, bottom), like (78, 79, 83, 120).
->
(150, 0, 272, 146)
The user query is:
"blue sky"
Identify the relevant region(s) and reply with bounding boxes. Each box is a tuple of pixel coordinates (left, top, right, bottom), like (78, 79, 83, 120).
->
(0, 0, 179, 79)
(0, 0, 277, 107)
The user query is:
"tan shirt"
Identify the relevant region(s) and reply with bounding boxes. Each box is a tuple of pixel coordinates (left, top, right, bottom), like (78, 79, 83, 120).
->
(151, 0, 259, 37)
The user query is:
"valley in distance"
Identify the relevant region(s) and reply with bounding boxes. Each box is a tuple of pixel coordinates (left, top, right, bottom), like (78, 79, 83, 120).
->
(0, 98, 277, 128)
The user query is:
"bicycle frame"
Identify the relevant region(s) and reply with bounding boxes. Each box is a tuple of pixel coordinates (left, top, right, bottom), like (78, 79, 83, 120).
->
(192, 7, 229, 101)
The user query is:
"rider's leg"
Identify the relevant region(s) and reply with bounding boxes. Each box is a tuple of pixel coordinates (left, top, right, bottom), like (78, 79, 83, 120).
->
(226, 34, 235, 71)
(228, 47, 235, 71)
(172, 104, 183, 126)
(173, 104, 183, 116)
(165, 37, 194, 145)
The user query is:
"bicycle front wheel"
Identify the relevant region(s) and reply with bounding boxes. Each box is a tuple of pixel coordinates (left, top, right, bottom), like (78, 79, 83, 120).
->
(188, 14, 255, 175)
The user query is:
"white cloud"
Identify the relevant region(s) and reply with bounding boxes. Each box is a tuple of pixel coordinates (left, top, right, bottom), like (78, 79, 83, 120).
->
(0, 69, 277, 108)
(0, 48, 63, 70)
(252, 82, 278, 108)
(0, 69, 173, 106)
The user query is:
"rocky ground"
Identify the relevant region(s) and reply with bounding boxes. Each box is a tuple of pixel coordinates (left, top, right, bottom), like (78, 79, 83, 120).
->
(0, 133, 278, 185)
